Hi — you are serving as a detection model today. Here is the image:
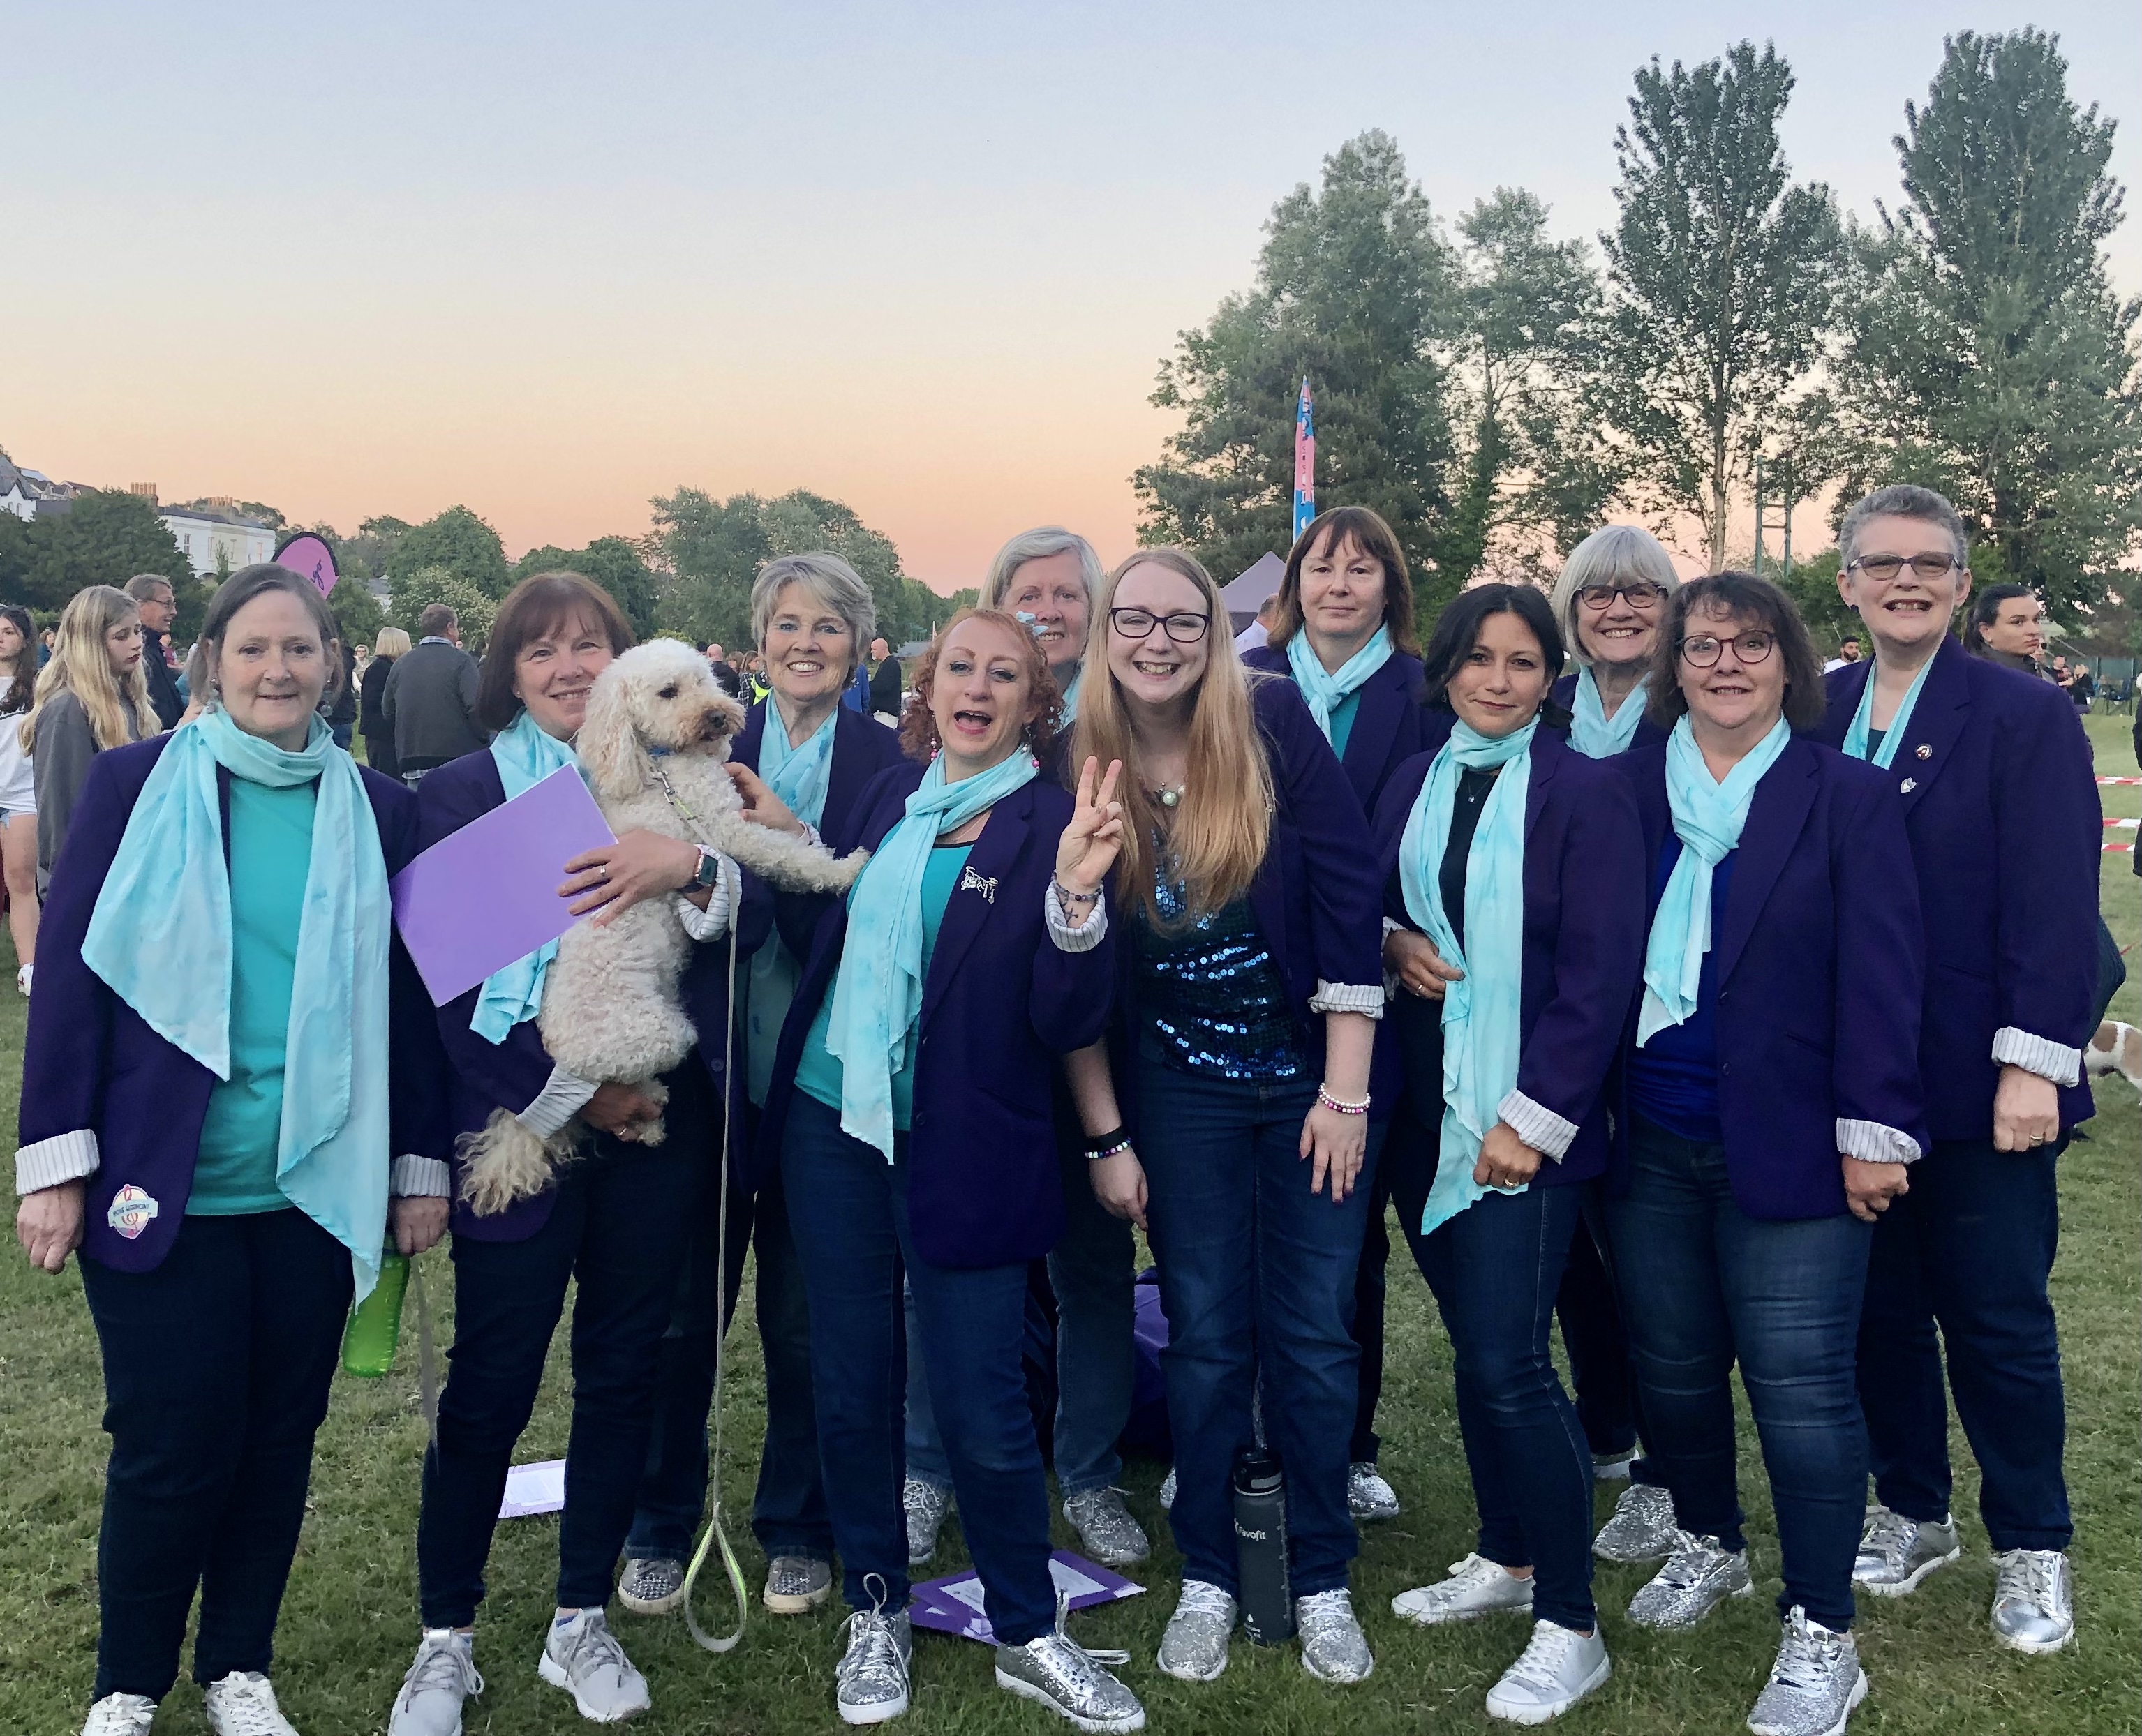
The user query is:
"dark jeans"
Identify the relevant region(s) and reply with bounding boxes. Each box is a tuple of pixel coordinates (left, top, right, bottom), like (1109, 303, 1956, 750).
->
(1346, 1164, 1396, 1465)
(417, 1074, 707, 1625)
(1396, 1143, 1596, 1634)
(1857, 1137, 2072, 1552)
(781, 1091, 1056, 1645)
(1605, 1118, 1871, 1631)
(1136, 1052, 1378, 1599)
(1557, 1197, 1640, 1462)
(80, 1208, 353, 1700)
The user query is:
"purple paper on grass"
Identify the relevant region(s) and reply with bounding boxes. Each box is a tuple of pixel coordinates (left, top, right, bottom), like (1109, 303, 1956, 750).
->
(390, 765, 616, 1006)
(907, 1552, 1143, 1645)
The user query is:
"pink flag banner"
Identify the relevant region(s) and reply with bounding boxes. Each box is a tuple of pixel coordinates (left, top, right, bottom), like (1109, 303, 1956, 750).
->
(274, 532, 340, 599)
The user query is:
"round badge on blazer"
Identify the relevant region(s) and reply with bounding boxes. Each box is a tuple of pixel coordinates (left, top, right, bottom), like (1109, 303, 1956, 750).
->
(1915, 743, 1932, 759)
(106, 1183, 161, 1241)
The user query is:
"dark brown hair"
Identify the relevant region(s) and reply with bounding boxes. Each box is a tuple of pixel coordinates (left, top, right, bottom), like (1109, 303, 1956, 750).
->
(1419, 583, 1570, 728)
(899, 606, 1062, 765)
(1644, 571, 1825, 733)
(1267, 506, 1420, 657)
(0, 605, 35, 717)
(477, 571, 634, 731)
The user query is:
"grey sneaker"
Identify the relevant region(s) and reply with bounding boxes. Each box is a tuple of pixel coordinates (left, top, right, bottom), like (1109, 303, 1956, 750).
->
(1347, 1462, 1401, 1522)
(537, 1609, 651, 1722)
(1991, 1548, 2074, 1654)
(1852, 1506, 1960, 1598)
(766, 1555, 835, 1615)
(1626, 1531, 1755, 1631)
(203, 1673, 299, 1736)
(1156, 1580, 1237, 1682)
(995, 1598, 1145, 1733)
(391, 1629, 484, 1736)
(1593, 1482, 1679, 1564)
(1295, 1588, 1373, 1684)
(1485, 1619, 1612, 1725)
(82, 1696, 158, 1736)
(617, 1556, 686, 1616)
(1747, 1607, 1866, 1736)
(1392, 1552, 1535, 1626)
(904, 1478, 954, 1567)
(835, 1603, 913, 1726)
(1158, 1467, 1176, 1511)
(1064, 1486, 1150, 1567)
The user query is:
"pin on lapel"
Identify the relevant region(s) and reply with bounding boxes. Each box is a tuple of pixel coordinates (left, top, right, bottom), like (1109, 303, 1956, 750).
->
(1914, 743, 1932, 760)
(958, 866, 997, 904)
(1901, 777, 1917, 793)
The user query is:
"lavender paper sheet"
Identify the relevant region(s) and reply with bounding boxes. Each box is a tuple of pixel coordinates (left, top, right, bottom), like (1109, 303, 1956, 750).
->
(908, 1552, 1143, 1644)
(390, 765, 616, 1006)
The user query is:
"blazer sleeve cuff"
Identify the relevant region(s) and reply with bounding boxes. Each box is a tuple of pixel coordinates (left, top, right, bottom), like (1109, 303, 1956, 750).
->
(390, 1154, 453, 1197)
(518, 1066, 599, 1140)
(1311, 979, 1385, 1021)
(1836, 1118, 1924, 1165)
(1498, 1089, 1578, 1161)
(1991, 1026, 2082, 1088)
(15, 1128, 100, 1195)
(1046, 881, 1109, 952)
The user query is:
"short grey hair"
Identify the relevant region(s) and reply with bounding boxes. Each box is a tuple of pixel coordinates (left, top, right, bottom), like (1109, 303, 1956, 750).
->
(984, 527, 1104, 612)
(751, 553, 877, 678)
(1838, 484, 1968, 570)
(1550, 525, 1680, 665)
(124, 572, 177, 604)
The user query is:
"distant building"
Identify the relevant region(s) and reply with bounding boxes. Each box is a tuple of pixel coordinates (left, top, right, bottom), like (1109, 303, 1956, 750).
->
(0, 454, 80, 522)
(154, 493, 277, 577)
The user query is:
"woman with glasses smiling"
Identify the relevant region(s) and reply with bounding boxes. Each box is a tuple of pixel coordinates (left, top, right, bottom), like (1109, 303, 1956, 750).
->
(1547, 525, 1679, 758)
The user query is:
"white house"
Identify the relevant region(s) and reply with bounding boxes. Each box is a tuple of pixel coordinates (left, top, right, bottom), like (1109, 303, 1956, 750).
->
(158, 501, 277, 577)
(0, 456, 77, 522)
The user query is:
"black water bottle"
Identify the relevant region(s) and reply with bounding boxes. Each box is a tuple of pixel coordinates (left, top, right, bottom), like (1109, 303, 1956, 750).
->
(1233, 1449, 1294, 1644)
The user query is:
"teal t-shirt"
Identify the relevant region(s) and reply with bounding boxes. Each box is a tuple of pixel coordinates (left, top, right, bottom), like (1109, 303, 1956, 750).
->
(189, 776, 316, 1215)
(1328, 689, 1362, 761)
(794, 842, 973, 1132)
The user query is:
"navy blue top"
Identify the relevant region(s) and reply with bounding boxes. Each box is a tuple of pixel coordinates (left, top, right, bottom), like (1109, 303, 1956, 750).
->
(1133, 872, 1303, 1080)
(1624, 838, 1735, 1143)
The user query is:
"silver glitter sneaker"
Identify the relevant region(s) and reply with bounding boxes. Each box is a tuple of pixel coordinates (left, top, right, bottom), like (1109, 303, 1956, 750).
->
(1156, 1580, 1237, 1683)
(1593, 1482, 1679, 1564)
(1626, 1531, 1754, 1631)
(1158, 1467, 1176, 1511)
(1485, 1619, 1612, 1725)
(1990, 1548, 2074, 1654)
(1746, 1606, 1866, 1736)
(1852, 1506, 1960, 1598)
(1392, 1553, 1535, 1626)
(618, 1555, 686, 1615)
(765, 1555, 834, 1615)
(995, 1594, 1146, 1733)
(835, 1600, 913, 1726)
(1347, 1462, 1401, 1522)
(1064, 1487, 1150, 1567)
(1295, 1588, 1374, 1684)
(903, 1479, 954, 1568)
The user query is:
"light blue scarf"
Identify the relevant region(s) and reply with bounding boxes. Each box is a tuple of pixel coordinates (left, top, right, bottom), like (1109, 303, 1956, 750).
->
(1057, 663, 1083, 724)
(743, 698, 840, 1105)
(823, 748, 1037, 1158)
(1568, 666, 1649, 759)
(1287, 624, 1392, 742)
(81, 710, 394, 1296)
(758, 697, 839, 830)
(470, 710, 581, 1044)
(1637, 714, 1793, 1045)
(1840, 648, 1939, 769)
(1397, 718, 1535, 1234)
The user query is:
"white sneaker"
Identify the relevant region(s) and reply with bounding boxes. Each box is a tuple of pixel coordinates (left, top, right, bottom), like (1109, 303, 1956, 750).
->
(16, 963, 31, 997)
(82, 1695, 157, 1736)
(1485, 1620, 1612, 1725)
(1392, 1552, 1536, 1626)
(203, 1672, 300, 1735)
(538, 1610, 650, 1722)
(392, 1629, 484, 1736)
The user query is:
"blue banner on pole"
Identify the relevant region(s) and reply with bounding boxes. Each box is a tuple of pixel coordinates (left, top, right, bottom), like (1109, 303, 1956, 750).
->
(1291, 376, 1316, 544)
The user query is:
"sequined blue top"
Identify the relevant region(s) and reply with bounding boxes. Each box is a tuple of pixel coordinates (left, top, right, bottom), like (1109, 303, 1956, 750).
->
(1133, 865, 1304, 1079)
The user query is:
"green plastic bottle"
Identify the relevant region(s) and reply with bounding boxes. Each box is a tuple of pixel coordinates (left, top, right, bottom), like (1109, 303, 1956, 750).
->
(341, 1249, 410, 1377)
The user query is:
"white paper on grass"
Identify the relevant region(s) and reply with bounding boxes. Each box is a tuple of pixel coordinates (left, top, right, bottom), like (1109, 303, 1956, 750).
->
(500, 1459, 566, 1519)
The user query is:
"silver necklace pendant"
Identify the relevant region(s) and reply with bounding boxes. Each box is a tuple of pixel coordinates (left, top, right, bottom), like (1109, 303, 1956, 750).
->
(1155, 784, 1182, 808)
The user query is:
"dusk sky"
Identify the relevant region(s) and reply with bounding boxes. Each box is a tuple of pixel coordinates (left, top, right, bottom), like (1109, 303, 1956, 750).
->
(6, 1, 2136, 589)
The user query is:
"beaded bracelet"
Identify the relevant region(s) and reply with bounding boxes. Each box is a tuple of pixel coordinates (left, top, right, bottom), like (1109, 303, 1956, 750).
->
(1087, 1139, 1135, 1162)
(1083, 1124, 1129, 1158)
(1317, 1086, 1371, 1117)
(1054, 878, 1102, 906)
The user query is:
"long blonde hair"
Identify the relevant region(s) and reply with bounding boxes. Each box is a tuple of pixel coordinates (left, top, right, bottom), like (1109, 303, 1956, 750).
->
(1072, 547, 1272, 929)
(20, 585, 151, 755)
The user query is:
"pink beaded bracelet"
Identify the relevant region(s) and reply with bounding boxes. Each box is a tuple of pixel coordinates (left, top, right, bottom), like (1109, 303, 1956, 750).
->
(1318, 1086, 1370, 1116)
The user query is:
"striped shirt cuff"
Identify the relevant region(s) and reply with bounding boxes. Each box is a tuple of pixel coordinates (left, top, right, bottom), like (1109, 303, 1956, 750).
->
(1311, 980, 1385, 1021)
(390, 1154, 452, 1198)
(1498, 1089, 1578, 1161)
(519, 1066, 599, 1141)
(15, 1128, 99, 1195)
(1836, 1118, 1923, 1165)
(1046, 882, 1108, 952)
(676, 855, 738, 942)
(1991, 1026, 2082, 1088)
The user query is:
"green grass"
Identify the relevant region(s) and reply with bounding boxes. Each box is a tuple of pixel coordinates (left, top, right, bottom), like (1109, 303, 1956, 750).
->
(1, 717, 2136, 1735)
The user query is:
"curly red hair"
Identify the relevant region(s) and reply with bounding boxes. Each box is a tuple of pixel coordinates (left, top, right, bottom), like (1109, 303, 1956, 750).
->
(898, 607, 1064, 765)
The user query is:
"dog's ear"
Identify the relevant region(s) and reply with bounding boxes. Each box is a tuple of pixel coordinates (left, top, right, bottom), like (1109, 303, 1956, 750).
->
(577, 663, 653, 799)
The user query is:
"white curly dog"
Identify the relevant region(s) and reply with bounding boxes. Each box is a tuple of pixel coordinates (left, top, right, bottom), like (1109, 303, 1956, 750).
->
(459, 638, 863, 1215)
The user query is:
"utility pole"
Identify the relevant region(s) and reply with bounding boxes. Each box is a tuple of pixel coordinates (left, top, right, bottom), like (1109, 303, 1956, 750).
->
(1751, 451, 1767, 577)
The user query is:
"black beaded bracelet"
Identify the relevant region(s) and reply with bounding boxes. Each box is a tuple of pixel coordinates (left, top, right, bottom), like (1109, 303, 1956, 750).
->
(1083, 1125, 1129, 1159)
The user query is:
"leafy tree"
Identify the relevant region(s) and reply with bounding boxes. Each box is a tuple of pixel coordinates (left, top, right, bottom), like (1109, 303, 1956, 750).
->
(389, 506, 510, 597)
(340, 515, 410, 585)
(1597, 42, 1842, 569)
(1834, 28, 2141, 614)
(329, 574, 386, 648)
(392, 567, 496, 650)
(178, 497, 285, 532)
(6, 489, 195, 615)
(513, 536, 662, 638)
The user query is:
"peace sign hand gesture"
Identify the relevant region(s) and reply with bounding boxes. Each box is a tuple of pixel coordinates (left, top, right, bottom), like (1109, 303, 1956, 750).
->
(1055, 757, 1125, 915)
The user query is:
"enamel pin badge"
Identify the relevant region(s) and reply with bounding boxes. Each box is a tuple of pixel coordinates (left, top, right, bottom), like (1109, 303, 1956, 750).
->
(107, 1184, 160, 1241)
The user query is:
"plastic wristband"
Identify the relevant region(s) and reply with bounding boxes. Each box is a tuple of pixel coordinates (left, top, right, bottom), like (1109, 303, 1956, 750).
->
(1317, 1086, 1370, 1117)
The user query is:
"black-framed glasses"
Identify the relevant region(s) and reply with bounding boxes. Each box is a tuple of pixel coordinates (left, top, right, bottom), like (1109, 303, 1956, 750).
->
(1845, 553, 1961, 582)
(1577, 581, 1668, 611)
(1679, 630, 1776, 668)
(1109, 607, 1210, 644)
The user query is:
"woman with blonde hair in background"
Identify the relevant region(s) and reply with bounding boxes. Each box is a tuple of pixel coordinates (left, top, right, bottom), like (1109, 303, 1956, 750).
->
(0, 604, 46, 992)
(24, 585, 153, 894)
(359, 626, 412, 779)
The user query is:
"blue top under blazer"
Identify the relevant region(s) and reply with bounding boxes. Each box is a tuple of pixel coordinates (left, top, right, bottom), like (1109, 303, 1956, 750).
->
(732, 698, 910, 842)
(1241, 641, 1430, 814)
(416, 748, 773, 1244)
(1614, 736, 1931, 1221)
(1808, 637, 2099, 1139)
(1549, 671, 1669, 752)
(16, 736, 448, 1273)
(1370, 717, 1649, 1178)
(758, 764, 1115, 1270)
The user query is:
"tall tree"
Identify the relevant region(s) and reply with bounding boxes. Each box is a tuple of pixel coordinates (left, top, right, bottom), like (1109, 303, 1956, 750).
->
(1598, 42, 1842, 569)
(389, 506, 510, 597)
(1836, 28, 2141, 613)
(514, 536, 662, 638)
(392, 567, 497, 649)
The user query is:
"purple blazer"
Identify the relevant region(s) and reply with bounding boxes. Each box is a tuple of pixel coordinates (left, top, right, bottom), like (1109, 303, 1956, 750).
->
(1549, 671, 1669, 752)
(1808, 638, 2099, 1139)
(417, 748, 773, 1243)
(732, 698, 909, 844)
(1370, 718, 1648, 1181)
(1242, 641, 1429, 813)
(1615, 736, 1931, 1220)
(17, 735, 447, 1273)
(758, 765, 1115, 1269)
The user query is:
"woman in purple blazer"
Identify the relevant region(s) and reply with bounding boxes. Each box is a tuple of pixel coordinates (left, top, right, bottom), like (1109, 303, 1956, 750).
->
(1607, 572, 1927, 1736)
(1371, 583, 1646, 1725)
(14, 565, 446, 1736)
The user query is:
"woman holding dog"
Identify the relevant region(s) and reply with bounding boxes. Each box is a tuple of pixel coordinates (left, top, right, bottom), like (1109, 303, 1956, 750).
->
(15, 564, 447, 1736)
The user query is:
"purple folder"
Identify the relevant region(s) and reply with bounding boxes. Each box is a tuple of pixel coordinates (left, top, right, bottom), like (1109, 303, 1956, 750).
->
(390, 766, 616, 1006)
(908, 1552, 1143, 1645)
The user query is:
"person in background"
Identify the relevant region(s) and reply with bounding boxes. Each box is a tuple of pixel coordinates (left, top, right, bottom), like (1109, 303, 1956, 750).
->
(987, 526, 1103, 726)
(382, 606, 485, 786)
(0, 605, 45, 992)
(39, 625, 57, 666)
(24, 585, 152, 893)
(1818, 485, 2099, 1657)
(868, 636, 903, 721)
(124, 575, 185, 731)
(1822, 636, 1863, 675)
(1961, 585, 2050, 679)
(2067, 664, 2094, 712)
(1233, 590, 1282, 653)
(324, 639, 359, 751)
(704, 643, 743, 699)
(14, 563, 447, 1736)
(1241, 503, 1427, 1526)
(361, 627, 412, 779)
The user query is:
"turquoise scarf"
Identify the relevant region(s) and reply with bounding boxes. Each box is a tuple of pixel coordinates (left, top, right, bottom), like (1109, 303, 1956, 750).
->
(1397, 718, 1536, 1234)
(1840, 647, 1939, 769)
(743, 698, 840, 1105)
(1058, 662, 1083, 724)
(823, 748, 1037, 1158)
(1637, 714, 1793, 1045)
(81, 710, 394, 1296)
(470, 710, 581, 1044)
(759, 697, 839, 830)
(1568, 666, 1649, 760)
(1287, 624, 1392, 742)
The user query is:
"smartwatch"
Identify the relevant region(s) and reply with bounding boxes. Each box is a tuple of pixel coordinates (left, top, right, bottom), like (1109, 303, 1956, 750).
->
(692, 846, 723, 892)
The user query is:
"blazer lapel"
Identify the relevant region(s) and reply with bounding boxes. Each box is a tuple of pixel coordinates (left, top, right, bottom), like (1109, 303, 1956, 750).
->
(1886, 636, 1971, 814)
(920, 785, 1030, 1029)
(1524, 729, 1565, 846)
(1716, 740, 1818, 987)
(1345, 662, 1406, 807)
(824, 708, 874, 838)
(734, 701, 766, 770)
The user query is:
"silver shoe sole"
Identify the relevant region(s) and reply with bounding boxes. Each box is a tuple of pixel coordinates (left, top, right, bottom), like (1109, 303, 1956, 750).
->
(1747, 1664, 1866, 1736)
(765, 1579, 834, 1616)
(1854, 1541, 1961, 1598)
(836, 1689, 911, 1727)
(1155, 1643, 1228, 1684)
(617, 1571, 685, 1617)
(1993, 1616, 2074, 1656)
(995, 1668, 1147, 1733)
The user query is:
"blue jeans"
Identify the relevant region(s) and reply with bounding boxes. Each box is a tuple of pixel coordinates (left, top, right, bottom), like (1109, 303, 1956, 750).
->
(1397, 1154, 1596, 1633)
(781, 1092, 1056, 1645)
(1857, 1137, 2071, 1552)
(1136, 1052, 1378, 1599)
(1605, 1118, 1871, 1631)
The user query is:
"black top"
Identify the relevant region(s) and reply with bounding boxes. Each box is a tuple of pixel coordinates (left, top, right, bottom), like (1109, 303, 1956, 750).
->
(140, 629, 185, 731)
(1437, 765, 1503, 955)
(869, 656, 902, 717)
(359, 654, 396, 740)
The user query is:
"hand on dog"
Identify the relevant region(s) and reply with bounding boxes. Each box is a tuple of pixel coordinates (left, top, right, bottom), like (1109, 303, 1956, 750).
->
(725, 763, 807, 837)
(1842, 1157, 1910, 1222)
(583, 1083, 664, 1137)
(562, 832, 703, 925)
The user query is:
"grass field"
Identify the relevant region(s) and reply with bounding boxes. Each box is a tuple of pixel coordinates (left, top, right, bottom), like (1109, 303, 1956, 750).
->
(1, 715, 2135, 1736)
